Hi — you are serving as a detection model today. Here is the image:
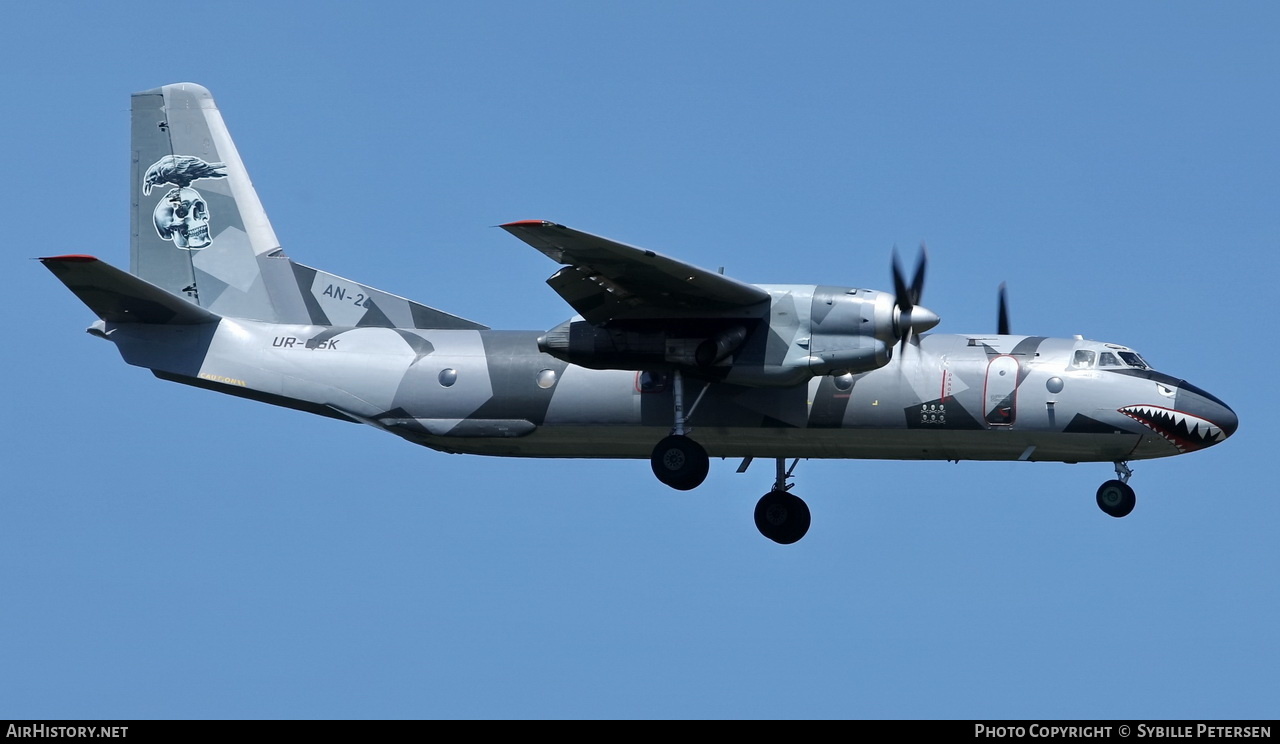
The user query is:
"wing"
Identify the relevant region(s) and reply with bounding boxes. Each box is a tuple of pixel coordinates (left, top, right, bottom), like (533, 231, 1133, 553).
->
(500, 221, 769, 324)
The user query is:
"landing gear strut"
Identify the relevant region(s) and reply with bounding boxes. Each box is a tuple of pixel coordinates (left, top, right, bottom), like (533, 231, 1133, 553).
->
(754, 458, 811, 544)
(650, 369, 709, 490)
(1096, 461, 1136, 518)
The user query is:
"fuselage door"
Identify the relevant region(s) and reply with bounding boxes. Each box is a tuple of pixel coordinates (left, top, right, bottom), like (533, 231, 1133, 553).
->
(984, 355, 1019, 426)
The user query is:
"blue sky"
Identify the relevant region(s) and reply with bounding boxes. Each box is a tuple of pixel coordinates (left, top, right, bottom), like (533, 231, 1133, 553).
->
(2, 2, 1276, 719)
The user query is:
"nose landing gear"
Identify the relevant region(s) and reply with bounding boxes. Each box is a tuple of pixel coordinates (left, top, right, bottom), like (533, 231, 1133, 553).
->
(1096, 461, 1137, 518)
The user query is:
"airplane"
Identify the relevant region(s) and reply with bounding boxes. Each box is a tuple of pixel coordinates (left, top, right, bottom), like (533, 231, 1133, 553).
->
(41, 83, 1238, 544)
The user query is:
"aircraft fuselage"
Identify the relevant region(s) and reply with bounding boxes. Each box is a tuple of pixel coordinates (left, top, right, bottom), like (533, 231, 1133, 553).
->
(103, 316, 1236, 465)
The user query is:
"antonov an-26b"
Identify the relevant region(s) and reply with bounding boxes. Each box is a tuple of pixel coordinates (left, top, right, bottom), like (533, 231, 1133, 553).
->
(42, 83, 1238, 544)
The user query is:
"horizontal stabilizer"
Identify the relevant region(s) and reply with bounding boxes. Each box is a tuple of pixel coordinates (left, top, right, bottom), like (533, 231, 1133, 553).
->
(40, 255, 220, 325)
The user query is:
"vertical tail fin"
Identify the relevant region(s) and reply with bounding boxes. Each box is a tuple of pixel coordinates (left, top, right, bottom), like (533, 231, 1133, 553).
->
(132, 83, 281, 320)
(130, 83, 486, 330)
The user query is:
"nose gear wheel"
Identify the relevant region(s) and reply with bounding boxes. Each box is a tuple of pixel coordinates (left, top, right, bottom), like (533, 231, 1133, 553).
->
(1096, 462, 1136, 517)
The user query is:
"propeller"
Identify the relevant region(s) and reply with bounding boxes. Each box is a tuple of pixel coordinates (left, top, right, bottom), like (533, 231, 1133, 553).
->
(890, 243, 940, 353)
(997, 282, 1011, 335)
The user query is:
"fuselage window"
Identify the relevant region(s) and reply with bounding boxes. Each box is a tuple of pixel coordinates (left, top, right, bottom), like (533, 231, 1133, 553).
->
(1071, 350, 1096, 369)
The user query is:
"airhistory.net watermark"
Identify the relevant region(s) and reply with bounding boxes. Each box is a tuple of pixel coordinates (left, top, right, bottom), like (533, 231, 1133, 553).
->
(5, 725, 128, 738)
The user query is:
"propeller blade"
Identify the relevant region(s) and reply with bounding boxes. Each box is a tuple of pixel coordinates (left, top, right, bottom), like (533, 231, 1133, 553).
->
(910, 242, 927, 305)
(890, 244, 931, 354)
(891, 248, 911, 313)
(997, 282, 1010, 335)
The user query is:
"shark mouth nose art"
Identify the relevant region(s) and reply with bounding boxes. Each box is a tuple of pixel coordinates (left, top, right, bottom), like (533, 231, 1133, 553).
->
(1120, 405, 1229, 452)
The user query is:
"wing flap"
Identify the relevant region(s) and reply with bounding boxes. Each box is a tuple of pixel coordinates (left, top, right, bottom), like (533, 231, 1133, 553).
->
(500, 221, 769, 324)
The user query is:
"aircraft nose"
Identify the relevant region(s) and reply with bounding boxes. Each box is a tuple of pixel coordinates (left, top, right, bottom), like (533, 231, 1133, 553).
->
(1208, 398, 1238, 440)
(1128, 377, 1237, 453)
(1176, 382, 1238, 444)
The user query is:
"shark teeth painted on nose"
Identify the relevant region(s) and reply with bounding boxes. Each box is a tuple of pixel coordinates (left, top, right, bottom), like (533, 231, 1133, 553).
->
(1119, 405, 1226, 453)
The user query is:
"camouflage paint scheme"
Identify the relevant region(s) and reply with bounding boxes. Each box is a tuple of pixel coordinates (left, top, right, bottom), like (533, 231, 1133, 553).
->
(41, 83, 1237, 542)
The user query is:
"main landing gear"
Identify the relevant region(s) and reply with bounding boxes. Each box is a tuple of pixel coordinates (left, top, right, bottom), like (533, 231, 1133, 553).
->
(1096, 461, 1137, 518)
(651, 434, 709, 490)
(650, 369, 710, 491)
(648, 370, 812, 543)
(754, 458, 810, 545)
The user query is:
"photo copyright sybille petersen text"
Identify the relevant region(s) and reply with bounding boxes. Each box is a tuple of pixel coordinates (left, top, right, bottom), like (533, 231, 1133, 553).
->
(975, 724, 1271, 739)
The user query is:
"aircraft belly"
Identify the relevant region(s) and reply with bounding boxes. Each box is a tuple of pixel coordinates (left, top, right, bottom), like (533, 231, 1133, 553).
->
(414, 424, 1149, 462)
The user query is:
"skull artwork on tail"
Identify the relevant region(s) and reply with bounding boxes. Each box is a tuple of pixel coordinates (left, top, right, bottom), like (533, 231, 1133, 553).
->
(143, 154, 227, 251)
(154, 186, 212, 250)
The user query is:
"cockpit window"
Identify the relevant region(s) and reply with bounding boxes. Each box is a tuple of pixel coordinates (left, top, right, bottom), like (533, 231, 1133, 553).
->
(1118, 352, 1149, 369)
(1099, 352, 1121, 367)
(1071, 350, 1096, 369)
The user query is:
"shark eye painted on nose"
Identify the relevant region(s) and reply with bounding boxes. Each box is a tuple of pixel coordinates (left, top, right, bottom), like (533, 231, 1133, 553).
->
(1157, 383, 1175, 398)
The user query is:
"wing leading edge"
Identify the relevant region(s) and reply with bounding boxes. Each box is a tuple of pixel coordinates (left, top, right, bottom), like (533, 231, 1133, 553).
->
(500, 221, 769, 324)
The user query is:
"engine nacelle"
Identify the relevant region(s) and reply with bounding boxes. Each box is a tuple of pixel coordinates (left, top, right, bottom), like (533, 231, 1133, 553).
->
(537, 320, 750, 371)
(537, 320, 665, 369)
(535, 283, 924, 387)
(695, 325, 748, 367)
(802, 338, 890, 376)
(801, 286, 894, 374)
